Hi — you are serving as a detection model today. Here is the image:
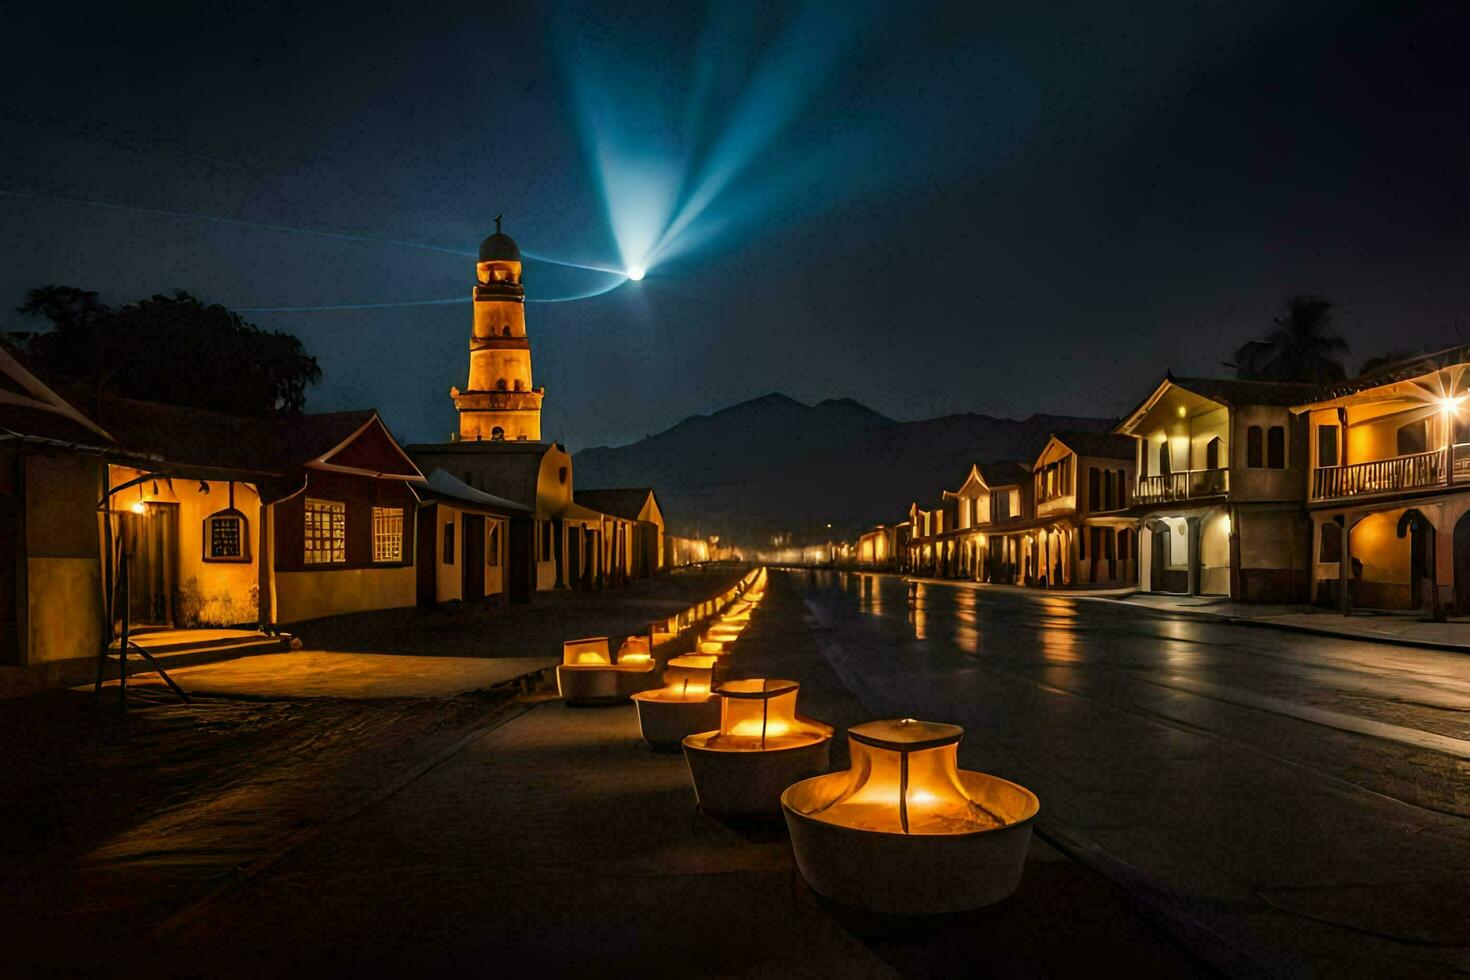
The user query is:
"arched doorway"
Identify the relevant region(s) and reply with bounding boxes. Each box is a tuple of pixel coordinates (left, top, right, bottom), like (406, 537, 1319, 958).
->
(1453, 511, 1470, 614)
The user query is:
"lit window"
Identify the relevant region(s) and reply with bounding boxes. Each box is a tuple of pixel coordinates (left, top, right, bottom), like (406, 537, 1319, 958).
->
(372, 507, 403, 562)
(204, 509, 249, 562)
(304, 498, 346, 564)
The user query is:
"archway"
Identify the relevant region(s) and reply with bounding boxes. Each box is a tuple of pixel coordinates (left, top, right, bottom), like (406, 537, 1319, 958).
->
(1453, 511, 1470, 614)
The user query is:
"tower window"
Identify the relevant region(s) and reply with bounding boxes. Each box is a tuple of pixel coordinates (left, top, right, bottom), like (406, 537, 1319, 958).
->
(502, 325, 511, 337)
(496, 379, 507, 391)
(558, 466, 568, 485)
(514, 379, 524, 392)
(491, 426, 505, 441)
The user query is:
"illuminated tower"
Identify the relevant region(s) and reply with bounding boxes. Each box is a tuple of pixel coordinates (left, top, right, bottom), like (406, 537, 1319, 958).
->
(451, 217, 545, 441)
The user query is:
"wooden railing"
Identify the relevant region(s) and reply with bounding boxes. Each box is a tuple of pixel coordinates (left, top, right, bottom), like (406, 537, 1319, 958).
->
(1312, 448, 1446, 500)
(1135, 468, 1228, 503)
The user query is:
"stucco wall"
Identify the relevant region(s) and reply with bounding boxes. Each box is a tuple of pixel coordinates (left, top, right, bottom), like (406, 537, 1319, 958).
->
(274, 566, 416, 623)
(27, 557, 102, 664)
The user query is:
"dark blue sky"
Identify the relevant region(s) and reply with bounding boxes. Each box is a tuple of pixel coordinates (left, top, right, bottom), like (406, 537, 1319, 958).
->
(5, 2, 1470, 449)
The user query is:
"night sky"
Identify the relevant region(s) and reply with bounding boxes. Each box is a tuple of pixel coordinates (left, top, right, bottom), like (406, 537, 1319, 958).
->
(5, 2, 1470, 451)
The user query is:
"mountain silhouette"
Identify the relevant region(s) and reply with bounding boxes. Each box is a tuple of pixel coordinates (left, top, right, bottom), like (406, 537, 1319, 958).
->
(574, 393, 1115, 544)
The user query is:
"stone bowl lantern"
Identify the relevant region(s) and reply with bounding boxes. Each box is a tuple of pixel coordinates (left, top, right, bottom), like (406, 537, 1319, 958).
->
(555, 635, 656, 706)
(781, 718, 1039, 914)
(682, 679, 832, 817)
(631, 654, 721, 750)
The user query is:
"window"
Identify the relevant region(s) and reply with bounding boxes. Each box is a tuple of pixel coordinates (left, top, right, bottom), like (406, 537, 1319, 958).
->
(1079, 526, 1087, 560)
(540, 520, 553, 560)
(1205, 436, 1222, 471)
(1246, 426, 1264, 468)
(1103, 469, 1115, 510)
(204, 509, 248, 562)
(1087, 467, 1100, 510)
(487, 523, 500, 566)
(1267, 426, 1285, 468)
(491, 427, 505, 441)
(1158, 440, 1171, 476)
(372, 507, 403, 562)
(496, 378, 507, 391)
(304, 498, 345, 564)
(1317, 425, 1339, 468)
(443, 521, 455, 564)
(1118, 529, 1132, 561)
(558, 466, 568, 485)
(1103, 529, 1114, 559)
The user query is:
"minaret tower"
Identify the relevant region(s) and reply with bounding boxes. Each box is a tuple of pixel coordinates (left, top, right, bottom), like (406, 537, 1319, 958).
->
(451, 217, 544, 441)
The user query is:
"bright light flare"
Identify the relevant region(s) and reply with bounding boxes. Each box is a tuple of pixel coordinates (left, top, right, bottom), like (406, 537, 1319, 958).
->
(627, 266, 646, 281)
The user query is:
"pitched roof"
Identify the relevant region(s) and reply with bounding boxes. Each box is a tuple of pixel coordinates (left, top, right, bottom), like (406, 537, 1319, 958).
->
(1167, 377, 1321, 407)
(575, 488, 657, 522)
(1051, 430, 1135, 460)
(974, 459, 1031, 487)
(0, 342, 116, 447)
(414, 468, 529, 514)
(81, 394, 377, 475)
(1305, 345, 1470, 403)
(407, 440, 560, 510)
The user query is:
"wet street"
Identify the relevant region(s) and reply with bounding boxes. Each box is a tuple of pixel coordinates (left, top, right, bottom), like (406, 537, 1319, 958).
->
(797, 570, 1470, 975)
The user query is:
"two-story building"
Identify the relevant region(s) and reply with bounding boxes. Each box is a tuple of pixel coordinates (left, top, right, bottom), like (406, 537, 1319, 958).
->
(1116, 376, 1316, 600)
(1030, 432, 1138, 587)
(1292, 348, 1470, 613)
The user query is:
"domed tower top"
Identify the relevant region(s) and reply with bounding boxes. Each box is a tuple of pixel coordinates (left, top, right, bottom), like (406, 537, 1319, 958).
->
(478, 214, 521, 262)
(476, 215, 523, 291)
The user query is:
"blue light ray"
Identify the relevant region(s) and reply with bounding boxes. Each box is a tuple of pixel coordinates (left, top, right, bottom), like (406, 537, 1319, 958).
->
(0, 187, 476, 258)
(237, 297, 468, 313)
(560, 1, 885, 276)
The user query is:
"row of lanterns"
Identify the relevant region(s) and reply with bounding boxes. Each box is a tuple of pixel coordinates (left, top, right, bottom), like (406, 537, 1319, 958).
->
(558, 567, 1040, 915)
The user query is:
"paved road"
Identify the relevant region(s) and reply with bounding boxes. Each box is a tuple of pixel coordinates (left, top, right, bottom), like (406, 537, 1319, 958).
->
(796, 570, 1470, 975)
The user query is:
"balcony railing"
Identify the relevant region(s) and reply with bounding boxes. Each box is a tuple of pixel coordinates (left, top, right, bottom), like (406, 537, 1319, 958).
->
(1311, 447, 1448, 500)
(1135, 468, 1229, 504)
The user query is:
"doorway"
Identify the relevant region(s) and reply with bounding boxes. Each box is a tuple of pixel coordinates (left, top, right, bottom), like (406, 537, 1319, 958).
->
(461, 514, 484, 601)
(118, 503, 178, 627)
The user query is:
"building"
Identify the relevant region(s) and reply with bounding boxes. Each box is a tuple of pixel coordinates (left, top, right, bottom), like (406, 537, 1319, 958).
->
(411, 221, 626, 593)
(0, 344, 118, 690)
(451, 218, 545, 442)
(1029, 432, 1138, 587)
(1291, 347, 1470, 613)
(575, 488, 666, 577)
(856, 523, 901, 570)
(412, 469, 530, 605)
(971, 461, 1034, 584)
(95, 400, 428, 626)
(1115, 376, 1316, 600)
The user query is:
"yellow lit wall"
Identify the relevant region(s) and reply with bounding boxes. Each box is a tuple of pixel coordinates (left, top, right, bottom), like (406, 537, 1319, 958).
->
(275, 566, 416, 623)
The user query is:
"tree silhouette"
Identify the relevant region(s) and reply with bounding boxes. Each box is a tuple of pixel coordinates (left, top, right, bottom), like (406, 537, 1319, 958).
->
(1231, 295, 1349, 383)
(16, 286, 321, 414)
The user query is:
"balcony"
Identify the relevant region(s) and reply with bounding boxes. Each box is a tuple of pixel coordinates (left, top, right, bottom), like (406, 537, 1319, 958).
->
(1311, 447, 1454, 501)
(1135, 468, 1228, 504)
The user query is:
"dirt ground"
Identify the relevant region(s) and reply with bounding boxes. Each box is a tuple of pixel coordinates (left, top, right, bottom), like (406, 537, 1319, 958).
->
(0, 566, 750, 974)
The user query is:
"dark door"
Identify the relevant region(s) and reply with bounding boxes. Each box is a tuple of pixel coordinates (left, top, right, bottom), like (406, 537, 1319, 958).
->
(566, 525, 581, 590)
(417, 507, 436, 604)
(120, 503, 178, 626)
(1454, 512, 1470, 614)
(1150, 524, 1167, 593)
(508, 517, 532, 602)
(461, 514, 484, 601)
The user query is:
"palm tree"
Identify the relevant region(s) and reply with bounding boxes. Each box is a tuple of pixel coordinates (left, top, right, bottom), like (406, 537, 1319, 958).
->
(1232, 295, 1349, 382)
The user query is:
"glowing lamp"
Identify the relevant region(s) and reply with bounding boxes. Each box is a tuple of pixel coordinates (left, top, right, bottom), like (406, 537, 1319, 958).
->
(627, 266, 646, 281)
(616, 634, 652, 664)
(130, 501, 148, 515)
(555, 635, 656, 706)
(631, 654, 721, 750)
(782, 719, 1039, 914)
(682, 679, 832, 817)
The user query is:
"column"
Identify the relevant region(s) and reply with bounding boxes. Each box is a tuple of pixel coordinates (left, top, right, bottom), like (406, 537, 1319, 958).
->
(1186, 516, 1202, 596)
